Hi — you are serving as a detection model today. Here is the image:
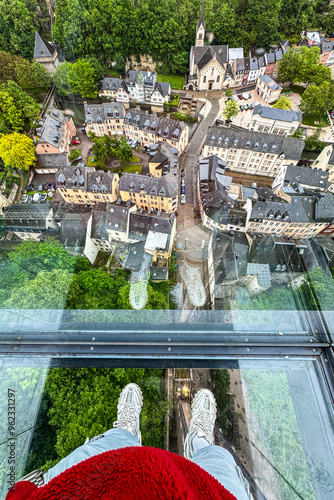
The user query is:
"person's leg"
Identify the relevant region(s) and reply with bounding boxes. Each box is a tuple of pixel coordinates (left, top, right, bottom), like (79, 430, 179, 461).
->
(44, 383, 143, 484)
(192, 446, 253, 500)
(184, 389, 253, 500)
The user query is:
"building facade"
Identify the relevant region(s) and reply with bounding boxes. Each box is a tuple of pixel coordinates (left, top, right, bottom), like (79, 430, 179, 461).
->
(119, 172, 178, 213)
(256, 75, 282, 103)
(203, 126, 304, 177)
(85, 102, 125, 137)
(56, 166, 120, 205)
(249, 105, 302, 136)
(33, 32, 60, 74)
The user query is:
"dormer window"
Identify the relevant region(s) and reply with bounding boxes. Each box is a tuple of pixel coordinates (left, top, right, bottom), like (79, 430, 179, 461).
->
(163, 127, 169, 136)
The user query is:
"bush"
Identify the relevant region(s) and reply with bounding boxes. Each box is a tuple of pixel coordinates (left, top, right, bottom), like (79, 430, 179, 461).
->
(68, 149, 82, 162)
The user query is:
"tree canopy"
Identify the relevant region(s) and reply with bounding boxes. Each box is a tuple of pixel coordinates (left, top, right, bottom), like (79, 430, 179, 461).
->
(278, 46, 331, 86)
(273, 96, 292, 110)
(54, 60, 98, 98)
(223, 99, 239, 121)
(0, 0, 35, 59)
(0, 131, 36, 171)
(88, 132, 133, 166)
(0, 81, 40, 131)
(0, 51, 51, 90)
(300, 81, 334, 116)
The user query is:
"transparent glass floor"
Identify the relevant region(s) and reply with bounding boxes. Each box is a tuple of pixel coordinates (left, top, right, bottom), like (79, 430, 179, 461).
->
(1, 357, 333, 500)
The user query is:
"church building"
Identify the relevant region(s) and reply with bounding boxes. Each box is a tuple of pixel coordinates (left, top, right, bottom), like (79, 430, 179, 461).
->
(185, 5, 232, 92)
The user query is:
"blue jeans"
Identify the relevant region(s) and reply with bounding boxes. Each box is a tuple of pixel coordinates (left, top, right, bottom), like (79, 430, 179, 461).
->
(44, 429, 253, 500)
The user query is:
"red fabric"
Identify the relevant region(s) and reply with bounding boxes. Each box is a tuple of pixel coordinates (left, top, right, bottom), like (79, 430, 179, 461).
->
(6, 481, 38, 500)
(6, 447, 237, 500)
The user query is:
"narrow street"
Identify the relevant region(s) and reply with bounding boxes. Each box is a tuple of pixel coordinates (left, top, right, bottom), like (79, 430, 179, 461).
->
(175, 98, 219, 309)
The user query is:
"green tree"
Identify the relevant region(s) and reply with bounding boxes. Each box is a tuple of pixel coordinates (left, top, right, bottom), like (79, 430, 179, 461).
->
(68, 59, 98, 98)
(0, 51, 51, 89)
(278, 46, 330, 86)
(223, 99, 239, 121)
(305, 128, 324, 150)
(4, 269, 73, 309)
(300, 81, 334, 116)
(273, 96, 292, 109)
(225, 88, 233, 98)
(0, 0, 35, 59)
(68, 149, 82, 162)
(118, 283, 169, 309)
(88, 132, 132, 166)
(0, 132, 36, 170)
(54, 62, 72, 96)
(0, 81, 40, 131)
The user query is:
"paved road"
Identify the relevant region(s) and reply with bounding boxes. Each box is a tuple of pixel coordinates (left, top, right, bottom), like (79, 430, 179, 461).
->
(175, 98, 220, 309)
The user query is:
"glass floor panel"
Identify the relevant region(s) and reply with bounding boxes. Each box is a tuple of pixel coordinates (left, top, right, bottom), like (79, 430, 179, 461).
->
(1, 357, 333, 499)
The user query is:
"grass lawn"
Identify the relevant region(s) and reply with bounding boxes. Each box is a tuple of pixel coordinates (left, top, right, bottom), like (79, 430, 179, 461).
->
(128, 156, 140, 163)
(105, 68, 123, 78)
(121, 164, 142, 174)
(87, 156, 100, 167)
(0, 172, 4, 183)
(302, 113, 329, 127)
(170, 111, 197, 123)
(157, 73, 184, 90)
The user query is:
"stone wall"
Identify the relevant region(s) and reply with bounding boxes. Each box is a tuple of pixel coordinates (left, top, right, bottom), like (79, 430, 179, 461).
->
(125, 54, 161, 72)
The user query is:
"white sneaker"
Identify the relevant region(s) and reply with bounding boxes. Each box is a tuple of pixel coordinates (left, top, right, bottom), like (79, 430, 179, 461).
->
(184, 389, 217, 459)
(180, 262, 206, 307)
(113, 383, 143, 443)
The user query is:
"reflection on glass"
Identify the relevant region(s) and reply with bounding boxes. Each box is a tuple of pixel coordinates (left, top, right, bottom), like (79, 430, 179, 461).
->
(1, 359, 333, 499)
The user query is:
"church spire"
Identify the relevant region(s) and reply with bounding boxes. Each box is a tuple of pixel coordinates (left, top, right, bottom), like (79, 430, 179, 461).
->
(195, 1, 205, 47)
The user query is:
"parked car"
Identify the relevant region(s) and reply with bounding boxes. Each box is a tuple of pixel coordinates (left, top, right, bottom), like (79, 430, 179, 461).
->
(132, 139, 140, 148)
(21, 194, 28, 203)
(72, 138, 81, 145)
(181, 193, 186, 204)
(81, 127, 86, 134)
(231, 95, 238, 102)
(28, 194, 33, 202)
(181, 178, 185, 186)
(38, 184, 44, 191)
(27, 184, 34, 191)
(142, 145, 148, 153)
(41, 193, 48, 202)
(251, 101, 259, 108)
(242, 93, 251, 100)
(330, 110, 334, 118)
(239, 105, 245, 111)
(181, 186, 185, 194)
(48, 191, 54, 198)
(237, 94, 244, 100)
(33, 193, 41, 202)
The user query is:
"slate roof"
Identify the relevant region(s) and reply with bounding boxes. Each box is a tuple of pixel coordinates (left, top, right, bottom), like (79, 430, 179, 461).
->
(101, 77, 129, 93)
(34, 32, 56, 59)
(128, 211, 175, 248)
(265, 52, 276, 64)
(60, 212, 89, 248)
(56, 166, 117, 193)
(205, 126, 304, 160)
(284, 165, 329, 190)
(258, 75, 282, 90)
(249, 58, 259, 71)
(194, 45, 228, 71)
(124, 108, 187, 143)
(199, 155, 227, 181)
(91, 210, 108, 240)
(3, 204, 53, 231)
(120, 172, 178, 198)
(252, 105, 302, 123)
(211, 231, 249, 284)
(196, 3, 206, 31)
(314, 193, 334, 222)
(85, 102, 124, 124)
(126, 70, 156, 85)
(106, 203, 133, 232)
(36, 152, 68, 169)
(36, 108, 67, 147)
(236, 58, 250, 73)
(251, 195, 316, 223)
(321, 40, 334, 53)
(154, 82, 170, 97)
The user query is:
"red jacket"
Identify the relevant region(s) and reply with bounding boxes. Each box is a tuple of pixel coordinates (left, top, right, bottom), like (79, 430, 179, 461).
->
(7, 446, 236, 500)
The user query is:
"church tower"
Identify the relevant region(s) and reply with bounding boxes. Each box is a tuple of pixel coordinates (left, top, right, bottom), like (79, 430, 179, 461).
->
(195, 2, 205, 47)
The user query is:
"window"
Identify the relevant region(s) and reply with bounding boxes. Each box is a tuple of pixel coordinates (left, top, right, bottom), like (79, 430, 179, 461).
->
(217, 75, 220, 82)
(203, 76, 206, 83)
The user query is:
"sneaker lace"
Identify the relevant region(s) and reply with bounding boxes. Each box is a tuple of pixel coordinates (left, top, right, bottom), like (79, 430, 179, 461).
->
(191, 409, 213, 438)
(113, 404, 138, 430)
